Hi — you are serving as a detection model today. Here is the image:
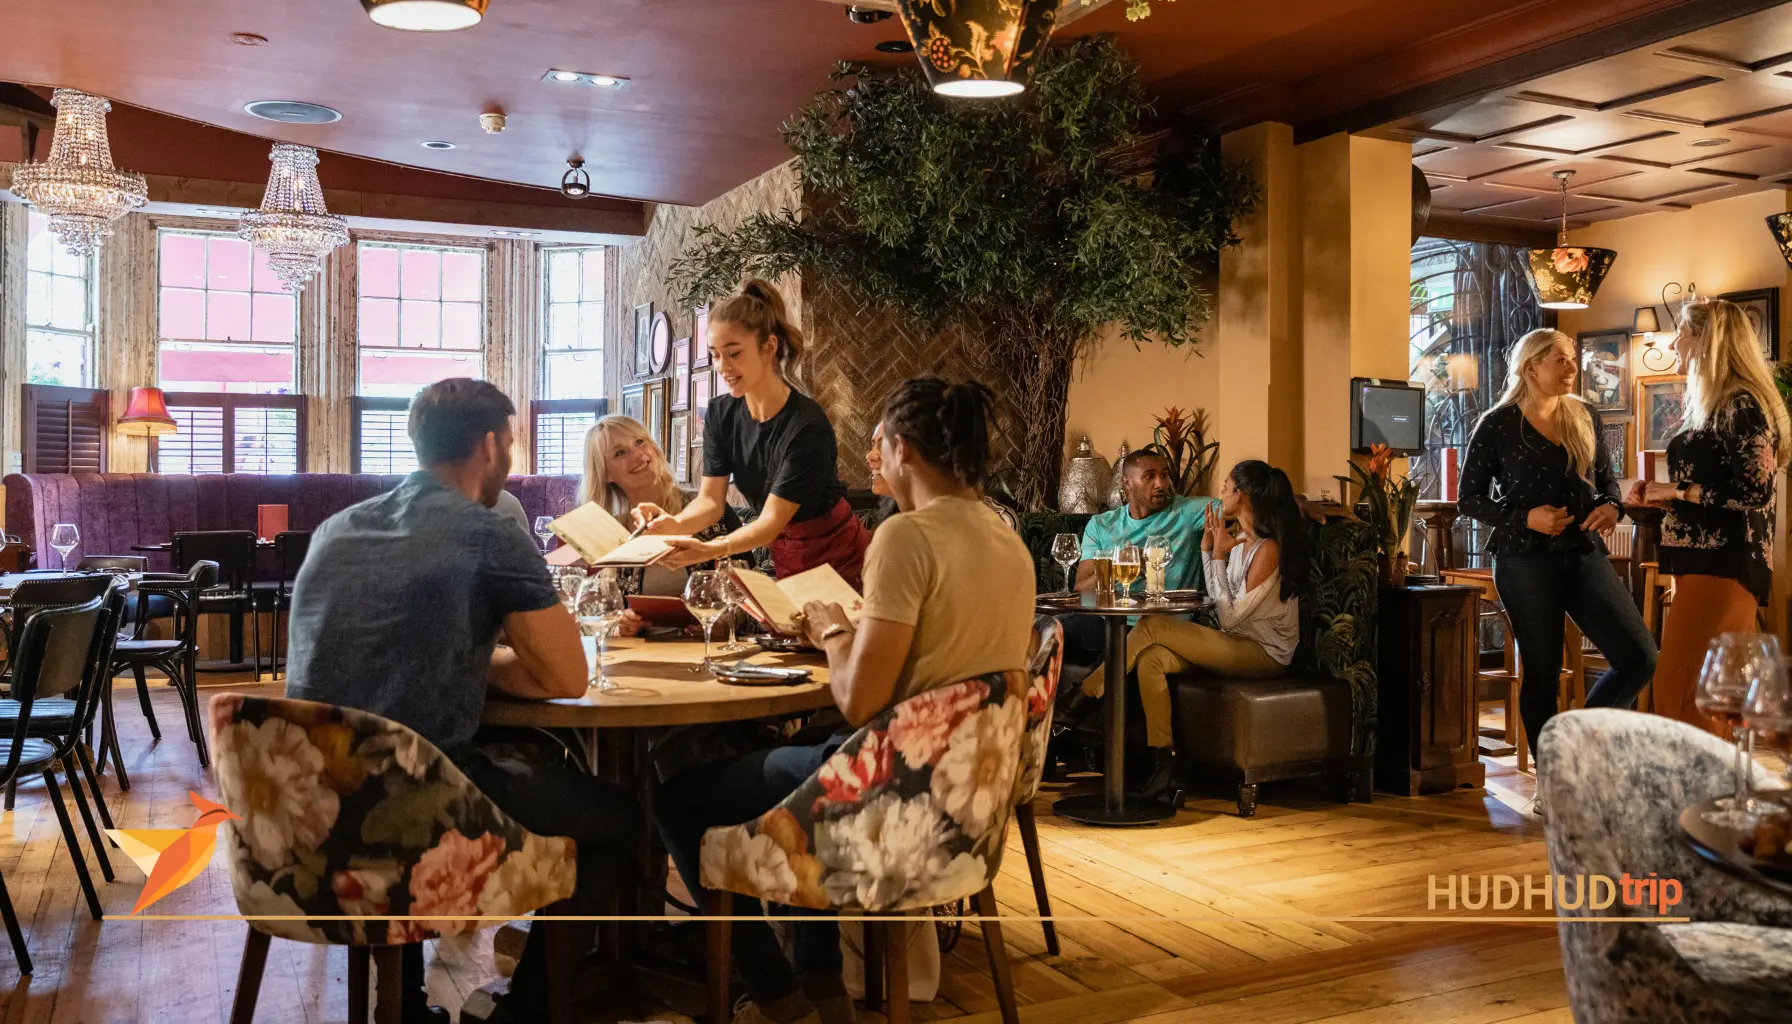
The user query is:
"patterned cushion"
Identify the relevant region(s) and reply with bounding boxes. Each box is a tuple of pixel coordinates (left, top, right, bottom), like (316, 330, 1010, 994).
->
(1013, 616, 1064, 807)
(207, 694, 577, 947)
(700, 670, 1027, 913)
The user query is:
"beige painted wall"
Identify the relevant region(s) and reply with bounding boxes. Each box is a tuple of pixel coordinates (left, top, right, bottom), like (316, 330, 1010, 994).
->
(1062, 324, 1220, 480)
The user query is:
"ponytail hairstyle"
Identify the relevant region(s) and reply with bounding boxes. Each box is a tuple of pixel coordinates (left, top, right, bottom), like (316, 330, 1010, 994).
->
(710, 278, 806, 389)
(1228, 460, 1309, 603)
(880, 378, 996, 488)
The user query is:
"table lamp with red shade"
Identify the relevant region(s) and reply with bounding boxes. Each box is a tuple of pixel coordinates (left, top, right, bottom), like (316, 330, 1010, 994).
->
(116, 387, 177, 437)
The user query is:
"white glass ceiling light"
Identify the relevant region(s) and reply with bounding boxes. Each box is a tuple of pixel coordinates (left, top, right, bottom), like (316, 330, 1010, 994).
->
(10, 89, 148, 256)
(239, 143, 349, 292)
(362, 0, 487, 31)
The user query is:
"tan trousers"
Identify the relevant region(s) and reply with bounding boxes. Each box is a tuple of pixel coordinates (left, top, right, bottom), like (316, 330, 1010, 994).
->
(1080, 615, 1284, 748)
(1654, 574, 1759, 738)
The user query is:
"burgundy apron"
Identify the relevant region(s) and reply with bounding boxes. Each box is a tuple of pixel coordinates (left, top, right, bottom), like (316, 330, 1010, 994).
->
(769, 498, 870, 591)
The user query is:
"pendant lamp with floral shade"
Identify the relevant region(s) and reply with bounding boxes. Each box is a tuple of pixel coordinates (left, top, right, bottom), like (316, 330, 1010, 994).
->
(1765, 210, 1792, 267)
(894, 0, 1063, 98)
(1526, 169, 1616, 310)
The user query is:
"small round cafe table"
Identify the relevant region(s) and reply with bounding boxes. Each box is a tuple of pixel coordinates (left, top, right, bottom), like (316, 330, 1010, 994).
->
(481, 637, 832, 1022)
(1036, 592, 1211, 827)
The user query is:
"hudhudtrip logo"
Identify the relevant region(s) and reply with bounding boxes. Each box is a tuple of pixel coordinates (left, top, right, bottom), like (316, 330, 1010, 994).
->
(1428, 873, 1684, 914)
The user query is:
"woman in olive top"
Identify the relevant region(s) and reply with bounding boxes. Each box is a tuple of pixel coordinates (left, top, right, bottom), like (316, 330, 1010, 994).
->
(640, 279, 871, 587)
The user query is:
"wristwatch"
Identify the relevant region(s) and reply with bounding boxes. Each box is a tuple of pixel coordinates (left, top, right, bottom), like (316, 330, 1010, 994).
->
(819, 622, 852, 644)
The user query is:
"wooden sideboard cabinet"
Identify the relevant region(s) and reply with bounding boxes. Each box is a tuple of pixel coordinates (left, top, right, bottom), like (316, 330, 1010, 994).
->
(1375, 584, 1487, 796)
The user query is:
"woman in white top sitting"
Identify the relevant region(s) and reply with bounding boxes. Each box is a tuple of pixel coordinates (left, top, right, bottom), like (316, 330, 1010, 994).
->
(1126, 459, 1307, 797)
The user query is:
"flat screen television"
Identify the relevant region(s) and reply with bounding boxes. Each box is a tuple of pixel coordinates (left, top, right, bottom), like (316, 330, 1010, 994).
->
(1350, 377, 1425, 455)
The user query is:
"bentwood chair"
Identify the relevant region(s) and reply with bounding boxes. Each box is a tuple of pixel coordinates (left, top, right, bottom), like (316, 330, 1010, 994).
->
(173, 530, 262, 676)
(209, 694, 580, 1024)
(700, 669, 1030, 1024)
(0, 595, 116, 959)
(106, 561, 218, 778)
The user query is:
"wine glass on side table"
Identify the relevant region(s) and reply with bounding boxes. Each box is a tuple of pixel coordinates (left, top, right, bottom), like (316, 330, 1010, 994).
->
(50, 523, 79, 570)
(684, 570, 728, 674)
(1051, 534, 1080, 596)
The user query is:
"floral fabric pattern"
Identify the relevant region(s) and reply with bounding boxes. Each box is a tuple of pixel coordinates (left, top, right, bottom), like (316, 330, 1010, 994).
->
(701, 670, 1027, 913)
(208, 694, 577, 946)
(1525, 246, 1616, 308)
(896, 0, 1059, 87)
(1013, 616, 1064, 806)
(1661, 390, 1780, 605)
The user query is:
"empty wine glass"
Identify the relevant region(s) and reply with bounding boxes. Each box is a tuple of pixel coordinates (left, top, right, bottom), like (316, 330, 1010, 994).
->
(551, 566, 586, 612)
(1051, 533, 1080, 595)
(49, 523, 78, 570)
(1144, 533, 1171, 599)
(1746, 656, 1792, 816)
(534, 515, 555, 553)
(1697, 632, 1781, 828)
(684, 570, 728, 673)
(718, 561, 752, 654)
(1113, 542, 1142, 606)
(577, 571, 635, 695)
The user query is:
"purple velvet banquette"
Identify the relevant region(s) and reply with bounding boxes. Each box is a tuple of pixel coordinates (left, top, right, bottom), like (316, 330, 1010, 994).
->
(2, 473, 579, 572)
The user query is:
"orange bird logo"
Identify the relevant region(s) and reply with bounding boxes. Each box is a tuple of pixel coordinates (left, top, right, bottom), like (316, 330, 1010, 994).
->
(104, 791, 240, 915)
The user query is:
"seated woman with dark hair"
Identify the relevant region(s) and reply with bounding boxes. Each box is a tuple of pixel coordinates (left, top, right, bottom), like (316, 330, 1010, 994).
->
(656, 379, 1036, 1024)
(1125, 459, 1309, 798)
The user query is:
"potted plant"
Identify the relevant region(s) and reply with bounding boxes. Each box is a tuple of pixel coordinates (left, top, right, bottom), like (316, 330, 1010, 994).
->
(1145, 406, 1220, 497)
(1336, 443, 1419, 586)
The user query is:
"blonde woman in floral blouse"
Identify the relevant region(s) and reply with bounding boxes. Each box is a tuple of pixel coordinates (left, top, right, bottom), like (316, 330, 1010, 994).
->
(1627, 298, 1792, 734)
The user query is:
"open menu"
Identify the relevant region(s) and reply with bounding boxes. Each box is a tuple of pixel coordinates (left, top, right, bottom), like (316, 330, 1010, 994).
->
(729, 565, 865, 636)
(545, 501, 677, 568)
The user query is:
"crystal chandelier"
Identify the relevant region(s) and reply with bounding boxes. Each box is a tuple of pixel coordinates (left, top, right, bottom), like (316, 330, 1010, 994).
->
(239, 143, 349, 292)
(10, 89, 148, 256)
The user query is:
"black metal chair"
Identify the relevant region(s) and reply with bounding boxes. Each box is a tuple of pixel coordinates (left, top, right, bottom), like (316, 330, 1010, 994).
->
(0, 575, 120, 811)
(107, 561, 218, 776)
(173, 531, 262, 676)
(251, 530, 311, 681)
(0, 593, 118, 962)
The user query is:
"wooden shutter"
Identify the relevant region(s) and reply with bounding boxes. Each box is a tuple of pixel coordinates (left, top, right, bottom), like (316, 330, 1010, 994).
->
(352, 396, 417, 474)
(152, 394, 308, 474)
(22, 384, 109, 474)
(530, 398, 607, 474)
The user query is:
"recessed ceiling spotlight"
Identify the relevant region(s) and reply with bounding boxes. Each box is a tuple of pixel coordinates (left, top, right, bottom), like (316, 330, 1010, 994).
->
(1690, 137, 1728, 147)
(244, 100, 342, 124)
(361, 0, 487, 31)
(421, 140, 456, 150)
(229, 32, 268, 46)
(490, 229, 539, 237)
(540, 69, 628, 89)
(875, 39, 914, 54)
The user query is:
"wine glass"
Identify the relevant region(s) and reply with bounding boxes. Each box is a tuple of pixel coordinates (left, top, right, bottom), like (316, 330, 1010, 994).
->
(534, 515, 555, 553)
(1113, 542, 1142, 606)
(1050, 534, 1080, 595)
(1697, 632, 1782, 828)
(718, 561, 752, 654)
(684, 570, 728, 673)
(551, 566, 586, 612)
(576, 571, 633, 694)
(1143, 533, 1171, 599)
(1746, 656, 1792, 817)
(49, 524, 78, 570)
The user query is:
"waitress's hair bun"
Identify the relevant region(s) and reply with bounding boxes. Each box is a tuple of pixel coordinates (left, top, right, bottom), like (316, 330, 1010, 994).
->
(712, 279, 805, 386)
(881, 378, 995, 487)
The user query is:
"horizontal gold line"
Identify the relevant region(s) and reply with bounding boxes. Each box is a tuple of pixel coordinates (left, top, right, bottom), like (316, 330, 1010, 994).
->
(106, 914, 1688, 924)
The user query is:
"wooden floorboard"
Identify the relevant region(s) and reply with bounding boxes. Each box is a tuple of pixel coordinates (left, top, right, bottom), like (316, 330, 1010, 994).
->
(0, 677, 1574, 1022)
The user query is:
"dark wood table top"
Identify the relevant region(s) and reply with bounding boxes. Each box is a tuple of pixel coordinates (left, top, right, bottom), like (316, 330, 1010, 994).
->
(1679, 799, 1792, 900)
(1035, 591, 1212, 617)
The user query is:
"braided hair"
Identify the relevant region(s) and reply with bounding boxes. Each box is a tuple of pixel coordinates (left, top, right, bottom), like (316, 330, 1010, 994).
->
(880, 378, 995, 487)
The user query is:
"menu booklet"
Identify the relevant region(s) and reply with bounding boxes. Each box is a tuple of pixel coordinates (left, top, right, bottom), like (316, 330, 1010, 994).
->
(729, 565, 865, 636)
(545, 502, 677, 568)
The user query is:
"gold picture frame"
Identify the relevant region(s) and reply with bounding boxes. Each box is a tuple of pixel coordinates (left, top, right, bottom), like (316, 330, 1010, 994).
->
(1636, 373, 1686, 452)
(643, 378, 670, 453)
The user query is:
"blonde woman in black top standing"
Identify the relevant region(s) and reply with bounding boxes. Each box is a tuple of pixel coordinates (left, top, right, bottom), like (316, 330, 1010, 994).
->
(1458, 328, 1657, 766)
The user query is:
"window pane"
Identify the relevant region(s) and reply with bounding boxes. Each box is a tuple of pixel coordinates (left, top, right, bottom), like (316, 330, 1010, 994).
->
(441, 302, 481, 350)
(548, 302, 579, 350)
(51, 237, 83, 278)
(27, 213, 52, 267)
(401, 249, 441, 299)
(160, 233, 207, 288)
(359, 245, 400, 298)
(442, 251, 482, 302)
(580, 301, 604, 349)
(160, 342, 294, 394)
(208, 237, 253, 291)
(534, 410, 599, 474)
(548, 251, 578, 302)
(233, 406, 301, 474)
(26, 270, 51, 329)
(360, 298, 400, 348)
(160, 288, 206, 340)
(26, 330, 88, 387)
(582, 250, 604, 301)
(360, 348, 481, 398)
(251, 292, 296, 343)
(252, 248, 284, 293)
(400, 299, 441, 348)
(545, 351, 605, 400)
(51, 274, 87, 331)
(358, 407, 420, 474)
(207, 290, 252, 342)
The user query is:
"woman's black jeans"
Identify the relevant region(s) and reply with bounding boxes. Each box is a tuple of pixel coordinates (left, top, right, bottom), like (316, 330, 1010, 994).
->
(1491, 547, 1658, 760)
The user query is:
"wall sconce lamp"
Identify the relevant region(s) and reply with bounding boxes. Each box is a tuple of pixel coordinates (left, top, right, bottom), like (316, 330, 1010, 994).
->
(1633, 282, 1694, 372)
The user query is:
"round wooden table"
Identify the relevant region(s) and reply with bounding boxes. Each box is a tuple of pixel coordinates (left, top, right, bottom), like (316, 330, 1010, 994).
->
(1036, 592, 1211, 827)
(1679, 799, 1792, 899)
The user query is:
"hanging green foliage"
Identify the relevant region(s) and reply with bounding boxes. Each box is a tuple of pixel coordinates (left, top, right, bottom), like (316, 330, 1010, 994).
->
(670, 34, 1256, 510)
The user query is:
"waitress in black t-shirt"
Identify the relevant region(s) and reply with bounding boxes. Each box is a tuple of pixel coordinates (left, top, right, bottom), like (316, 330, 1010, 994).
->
(638, 279, 871, 588)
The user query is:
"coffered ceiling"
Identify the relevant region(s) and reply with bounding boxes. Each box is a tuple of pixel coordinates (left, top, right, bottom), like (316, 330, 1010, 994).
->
(1380, 5, 1792, 237)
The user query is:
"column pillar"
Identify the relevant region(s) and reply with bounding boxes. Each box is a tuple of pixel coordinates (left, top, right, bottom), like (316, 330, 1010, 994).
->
(95, 212, 157, 472)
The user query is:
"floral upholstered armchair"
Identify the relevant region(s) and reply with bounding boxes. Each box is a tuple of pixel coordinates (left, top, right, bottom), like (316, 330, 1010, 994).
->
(208, 694, 577, 947)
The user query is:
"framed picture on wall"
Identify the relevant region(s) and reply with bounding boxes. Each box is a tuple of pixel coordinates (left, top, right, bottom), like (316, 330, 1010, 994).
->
(633, 304, 654, 378)
(1577, 328, 1631, 412)
(1637, 374, 1686, 451)
(643, 378, 670, 452)
(621, 382, 645, 424)
(671, 337, 692, 411)
(1718, 288, 1780, 361)
(693, 305, 711, 368)
(1596, 418, 1630, 479)
(692, 368, 712, 426)
(649, 312, 673, 374)
(670, 415, 690, 483)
